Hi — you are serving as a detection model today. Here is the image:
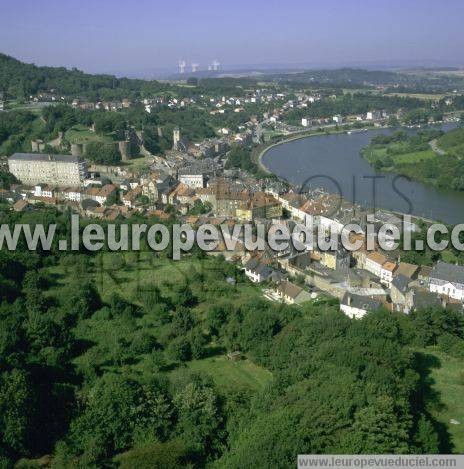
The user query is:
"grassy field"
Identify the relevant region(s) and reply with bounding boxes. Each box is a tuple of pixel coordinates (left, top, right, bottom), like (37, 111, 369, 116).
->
(121, 155, 149, 172)
(363, 146, 437, 165)
(65, 124, 114, 144)
(385, 92, 446, 100)
(418, 348, 464, 453)
(393, 149, 436, 164)
(170, 355, 272, 392)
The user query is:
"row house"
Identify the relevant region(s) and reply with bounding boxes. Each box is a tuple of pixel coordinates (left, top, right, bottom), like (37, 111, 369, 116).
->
(364, 251, 397, 287)
(84, 184, 118, 205)
(429, 261, 464, 301)
(340, 293, 382, 319)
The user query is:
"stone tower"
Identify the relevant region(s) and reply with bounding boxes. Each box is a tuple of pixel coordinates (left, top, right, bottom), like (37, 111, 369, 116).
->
(173, 127, 180, 150)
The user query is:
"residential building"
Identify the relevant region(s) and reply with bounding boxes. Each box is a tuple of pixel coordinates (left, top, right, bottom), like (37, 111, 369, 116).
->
(244, 258, 273, 283)
(364, 251, 387, 277)
(340, 292, 382, 319)
(390, 274, 412, 312)
(275, 281, 312, 304)
(395, 262, 419, 279)
(380, 261, 397, 287)
(320, 243, 351, 271)
(8, 153, 87, 187)
(178, 168, 205, 188)
(429, 261, 464, 301)
(84, 184, 117, 206)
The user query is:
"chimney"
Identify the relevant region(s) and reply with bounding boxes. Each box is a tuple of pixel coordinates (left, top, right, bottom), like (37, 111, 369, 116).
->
(347, 295, 351, 306)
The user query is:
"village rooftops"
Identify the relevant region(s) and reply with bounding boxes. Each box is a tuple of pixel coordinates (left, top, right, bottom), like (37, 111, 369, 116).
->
(382, 261, 397, 272)
(391, 274, 411, 294)
(341, 292, 382, 312)
(430, 261, 464, 284)
(276, 281, 305, 300)
(367, 251, 387, 266)
(395, 262, 419, 279)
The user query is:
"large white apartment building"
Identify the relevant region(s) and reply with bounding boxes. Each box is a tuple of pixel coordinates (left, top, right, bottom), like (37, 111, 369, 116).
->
(8, 153, 87, 187)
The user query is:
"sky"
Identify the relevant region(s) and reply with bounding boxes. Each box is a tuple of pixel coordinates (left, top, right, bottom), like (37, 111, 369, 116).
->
(1, 0, 464, 76)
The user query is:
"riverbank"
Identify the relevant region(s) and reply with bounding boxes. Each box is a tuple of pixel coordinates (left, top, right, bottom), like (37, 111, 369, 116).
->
(253, 126, 375, 174)
(361, 126, 464, 193)
(257, 122, 464, 224)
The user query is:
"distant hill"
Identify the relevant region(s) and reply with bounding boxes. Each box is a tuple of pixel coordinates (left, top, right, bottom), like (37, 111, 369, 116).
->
(0, 53, 166, 100)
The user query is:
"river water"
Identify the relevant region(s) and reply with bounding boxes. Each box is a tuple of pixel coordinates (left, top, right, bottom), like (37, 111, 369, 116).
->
(261, 124, 464, 224)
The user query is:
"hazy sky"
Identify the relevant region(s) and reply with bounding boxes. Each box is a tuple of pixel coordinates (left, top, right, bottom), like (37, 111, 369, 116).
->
(1, 0, 464, 76)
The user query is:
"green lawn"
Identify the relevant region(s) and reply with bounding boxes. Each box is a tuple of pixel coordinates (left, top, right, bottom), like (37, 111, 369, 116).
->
(419, 348, 464, 453)
(393, 149, 436, 164)
(65, 124, 114, 144)
(170, 355, 272, 392)
(364, 146, 436, 165)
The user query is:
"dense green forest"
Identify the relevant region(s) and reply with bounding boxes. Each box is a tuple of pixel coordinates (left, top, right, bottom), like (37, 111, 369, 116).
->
(0, 209, 463, 467)
(362, 127, 464, 191)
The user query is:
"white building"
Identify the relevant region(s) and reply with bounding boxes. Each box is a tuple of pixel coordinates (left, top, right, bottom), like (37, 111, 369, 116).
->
(340, 293, 382, 319)
(62, 188, 83, 203)
(34, 184, 54, 198)
(9, 153, 87, 187)
(244, 258, 273, 283)
(178, 169, 205, 188)
(380, 261, 397, 288)
(364, 252, 387, 278)
(429, 261, 464, 301)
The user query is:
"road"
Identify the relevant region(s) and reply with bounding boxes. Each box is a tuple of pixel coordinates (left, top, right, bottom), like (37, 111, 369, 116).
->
(429, 138, 445, 156)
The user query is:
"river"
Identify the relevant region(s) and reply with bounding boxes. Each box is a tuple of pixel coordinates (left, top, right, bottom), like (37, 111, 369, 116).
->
(261, 124, 464, 225)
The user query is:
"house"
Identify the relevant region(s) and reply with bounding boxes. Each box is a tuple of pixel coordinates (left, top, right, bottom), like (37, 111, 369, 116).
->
(244, 258, 273, 283)
(429, 261, 464, 301)
(320, 242, 351, 271)
(380, 261, 397, 287)
(395, 262, 419, 279)
(96, 184, 118, 205)
(340, 292, 382, 319)
(12, 199, 31, 212)
(418, 265, 432, 284)
(364, 251, 387, 277)
(390, 274, 412, 312)
(84, 184, 117, 206)
(275, 281, 312, 305)
(62, 187, 83, 203)
(178, 168, 205, 188)
(122, 186, 142, 208)
(34, 184, 54, 198)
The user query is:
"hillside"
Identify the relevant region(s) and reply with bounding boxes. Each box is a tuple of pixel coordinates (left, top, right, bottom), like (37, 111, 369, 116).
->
(437, 127, 464, 155)
(362, 126, 464, 191)
(0, 53, 166, 100)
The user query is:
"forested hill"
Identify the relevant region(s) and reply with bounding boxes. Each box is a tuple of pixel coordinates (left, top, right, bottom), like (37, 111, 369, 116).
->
(0, 53, 168, 100)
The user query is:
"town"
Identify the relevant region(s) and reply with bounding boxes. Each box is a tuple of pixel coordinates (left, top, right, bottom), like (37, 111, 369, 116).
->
(2, 90, 464, 320)
(3, 1, 464, 466)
